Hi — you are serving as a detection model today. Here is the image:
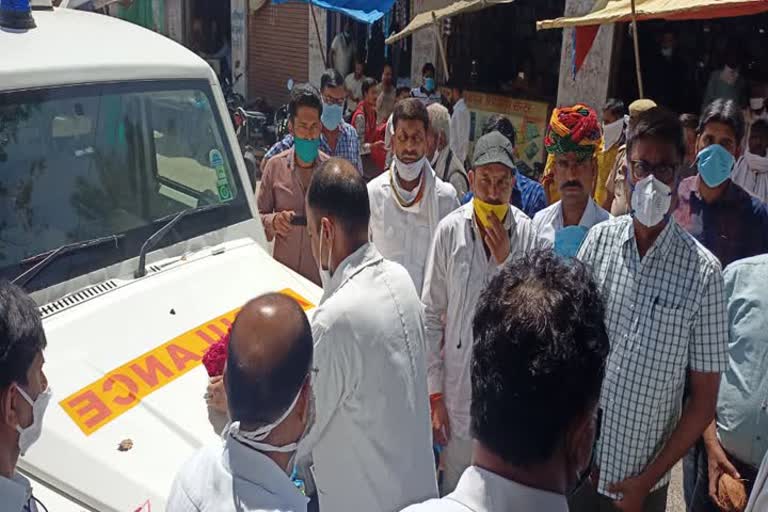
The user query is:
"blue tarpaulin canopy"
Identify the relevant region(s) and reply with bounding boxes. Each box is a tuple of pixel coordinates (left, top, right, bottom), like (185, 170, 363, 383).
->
(272, 0, 394, 23)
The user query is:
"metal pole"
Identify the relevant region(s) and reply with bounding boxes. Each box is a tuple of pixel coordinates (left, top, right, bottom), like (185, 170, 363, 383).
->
(309, 0, 328, 69)
(432, 11, 450, 82)
(630, 0, 644, 98)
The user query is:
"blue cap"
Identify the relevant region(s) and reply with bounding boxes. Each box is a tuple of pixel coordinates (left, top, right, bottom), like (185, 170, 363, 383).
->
(0, 0, 36, 29)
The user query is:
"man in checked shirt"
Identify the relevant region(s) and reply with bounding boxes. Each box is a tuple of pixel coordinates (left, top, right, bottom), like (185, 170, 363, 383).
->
(569, 107, 729, 512)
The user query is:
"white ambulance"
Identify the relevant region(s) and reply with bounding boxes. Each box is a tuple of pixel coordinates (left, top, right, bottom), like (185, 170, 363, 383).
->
(0, 3, 320, 510)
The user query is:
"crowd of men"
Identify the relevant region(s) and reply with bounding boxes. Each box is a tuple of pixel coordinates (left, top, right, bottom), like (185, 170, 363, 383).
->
(3, 60, 768, 512)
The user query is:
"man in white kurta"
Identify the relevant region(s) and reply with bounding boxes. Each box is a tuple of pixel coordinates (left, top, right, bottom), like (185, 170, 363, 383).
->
(369, 98, 459, 294)
(301, 157, 438, 512)
(422, 132, 541, 495)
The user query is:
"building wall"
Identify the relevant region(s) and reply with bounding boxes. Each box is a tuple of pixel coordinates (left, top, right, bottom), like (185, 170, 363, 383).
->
(555, 0, 616, 109)
(307, 4, 328, 88)
(248, 2, 310, 106)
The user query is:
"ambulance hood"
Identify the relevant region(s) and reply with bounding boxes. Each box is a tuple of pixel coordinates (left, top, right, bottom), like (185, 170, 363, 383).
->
(17, 238, 321, 512)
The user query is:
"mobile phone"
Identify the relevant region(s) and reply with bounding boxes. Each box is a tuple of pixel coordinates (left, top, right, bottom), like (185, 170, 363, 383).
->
(290, 215, 307, 226)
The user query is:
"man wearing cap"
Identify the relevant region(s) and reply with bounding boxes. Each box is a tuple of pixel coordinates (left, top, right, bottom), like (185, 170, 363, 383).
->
(534, 105, 611, 257)
(602, 99, 658, 215)
(368, 98, 459, 294)
(421, 131, 541, 496)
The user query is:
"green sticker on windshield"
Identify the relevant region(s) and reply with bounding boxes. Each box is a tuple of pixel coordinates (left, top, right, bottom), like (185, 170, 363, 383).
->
(209, 149, 234, 202)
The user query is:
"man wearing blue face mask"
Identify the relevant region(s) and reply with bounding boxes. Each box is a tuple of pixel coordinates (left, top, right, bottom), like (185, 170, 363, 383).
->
(262, 70, 363, 175)
(673, 98, 768, 267)
(0, 282, 50, 512)
(571, 107, 729, 512)
(257, 84, 329, 285)
(411, 63, 441, 107)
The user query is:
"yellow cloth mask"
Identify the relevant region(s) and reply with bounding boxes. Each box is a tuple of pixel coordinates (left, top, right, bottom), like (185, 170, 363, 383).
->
(473, 197, 509, 229)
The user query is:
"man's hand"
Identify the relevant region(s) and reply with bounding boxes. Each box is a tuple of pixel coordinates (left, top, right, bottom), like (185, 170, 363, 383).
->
(372, 140, 386, 151)
(483, 213, 511, 265)
(609, 473, 653, 512)
(430, 396, 451, 446)
(272, 210, 295, 239)
(706, 441, 741, 503)
(206, 376, 228, 415)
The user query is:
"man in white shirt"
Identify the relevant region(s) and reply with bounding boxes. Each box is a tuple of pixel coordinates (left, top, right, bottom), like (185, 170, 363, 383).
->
(369, 98, 459, 294)
(0, 283, 51, 512)
(300, 158, 438, 512)
(427, 103, 469, 199)
(403, 251, 610, 512)
(344, 58, 365, 115)
(534, 104, 610, 257)
(168, 293, 315, 512)
(422, 132, 541, 495)
(448, 83, 470, 165)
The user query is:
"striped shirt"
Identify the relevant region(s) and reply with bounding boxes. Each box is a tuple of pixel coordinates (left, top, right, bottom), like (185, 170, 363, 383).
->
(263, 122, 363, 174)
(577, 216, 729, 497)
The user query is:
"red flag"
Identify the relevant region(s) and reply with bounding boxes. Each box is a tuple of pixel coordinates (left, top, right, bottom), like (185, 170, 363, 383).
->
(573, 25, 600, 77)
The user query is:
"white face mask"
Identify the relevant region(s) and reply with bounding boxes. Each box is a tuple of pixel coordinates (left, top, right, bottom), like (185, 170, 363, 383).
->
(227, 382, 315, 475)
(394, 155, 426, 181)
(317, 223, 333, 289)
(630, 175, 672, 227)
(16, 386, 52, 456)
(602, 118, 624, 151)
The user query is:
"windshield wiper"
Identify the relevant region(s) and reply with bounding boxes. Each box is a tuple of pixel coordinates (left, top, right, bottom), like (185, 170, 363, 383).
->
(134, 203, 225, 279)
(13, 234, 124, 289)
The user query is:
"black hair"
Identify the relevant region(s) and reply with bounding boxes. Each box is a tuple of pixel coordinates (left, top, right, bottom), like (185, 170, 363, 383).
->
(226, 294, 313, 426)
(698, 98, 746, 144)
(482, 114, 516, 148)
(320, 68, 345, 91)
(627, 106, 686, 161)
(603, 98, 627, 119)
(422, 62, 436, 76)
(679, 113, 699, 131)
(446, 79, 464, 95)
(471, 251, 609, 466)
(307, 158, 370, 235)
(0, 282, 47, 389)
(396, 86, 412, 98)
(393, 98, 430, 132)
(361, 77, 378, 97)
(751, 119, 768, 137)
(288, 83, 323, 122)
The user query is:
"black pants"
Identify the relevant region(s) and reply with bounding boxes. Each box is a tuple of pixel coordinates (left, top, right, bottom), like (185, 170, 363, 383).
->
(683, 441, 758, 511)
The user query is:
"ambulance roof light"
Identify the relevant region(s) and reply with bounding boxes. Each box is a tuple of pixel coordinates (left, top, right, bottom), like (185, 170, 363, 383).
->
(0, 0, 36, 29)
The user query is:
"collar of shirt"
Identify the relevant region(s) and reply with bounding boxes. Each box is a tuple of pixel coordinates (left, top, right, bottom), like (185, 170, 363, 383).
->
(224, 435, 308, 510)
(321, 243, 382, 303)
(453, 99, 467, 112)
(448, 466, 568, 512)
(557, 197, 605, 229)
(620, 215, 678, 264)
(0, 472, 32, 512)
(286, 147, 327, 174)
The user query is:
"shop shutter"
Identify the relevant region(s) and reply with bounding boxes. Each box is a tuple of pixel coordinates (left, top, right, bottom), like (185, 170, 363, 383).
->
(248, 3, 310, 107)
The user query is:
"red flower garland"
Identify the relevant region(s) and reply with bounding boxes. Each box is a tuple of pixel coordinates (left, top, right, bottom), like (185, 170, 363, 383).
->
(202, 329, 230, 377)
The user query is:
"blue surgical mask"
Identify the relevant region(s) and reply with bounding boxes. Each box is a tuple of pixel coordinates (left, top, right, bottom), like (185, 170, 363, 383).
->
(697, 144, 735, 188)
(424, 77, 436, 92)
(321, 103, 343, 131)
(554, 226, 590, 258)
(294, 137, 320, 163)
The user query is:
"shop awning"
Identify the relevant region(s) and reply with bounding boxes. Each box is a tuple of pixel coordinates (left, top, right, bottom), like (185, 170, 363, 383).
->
(272, 0, 395, 24)
(537, 0, 768, 30)
(385, 0, 515, 45)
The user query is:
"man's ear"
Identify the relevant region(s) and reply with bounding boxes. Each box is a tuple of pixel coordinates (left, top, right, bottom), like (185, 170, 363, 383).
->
(297, 378, 312, 424)
(468, 169, 475, 192)
(0, 385, 19, 430)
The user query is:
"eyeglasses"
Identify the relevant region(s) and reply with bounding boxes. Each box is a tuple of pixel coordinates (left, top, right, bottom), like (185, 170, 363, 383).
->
(629, 160, 678, 183)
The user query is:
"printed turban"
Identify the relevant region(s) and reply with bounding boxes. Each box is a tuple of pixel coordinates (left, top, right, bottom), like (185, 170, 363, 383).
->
(544, 104, 602, 158)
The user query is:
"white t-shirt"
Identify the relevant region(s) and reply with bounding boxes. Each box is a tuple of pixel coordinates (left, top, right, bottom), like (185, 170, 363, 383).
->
(345, 73, 364, 112)
(330, 32, 353, 78)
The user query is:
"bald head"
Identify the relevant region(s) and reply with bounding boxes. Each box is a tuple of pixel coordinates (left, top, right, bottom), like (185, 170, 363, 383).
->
(225, 293, 312, 427)
(307, 158, 370, 236)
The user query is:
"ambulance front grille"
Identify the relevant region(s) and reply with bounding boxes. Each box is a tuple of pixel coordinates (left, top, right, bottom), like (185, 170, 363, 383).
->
(39, 280, 119, 318)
